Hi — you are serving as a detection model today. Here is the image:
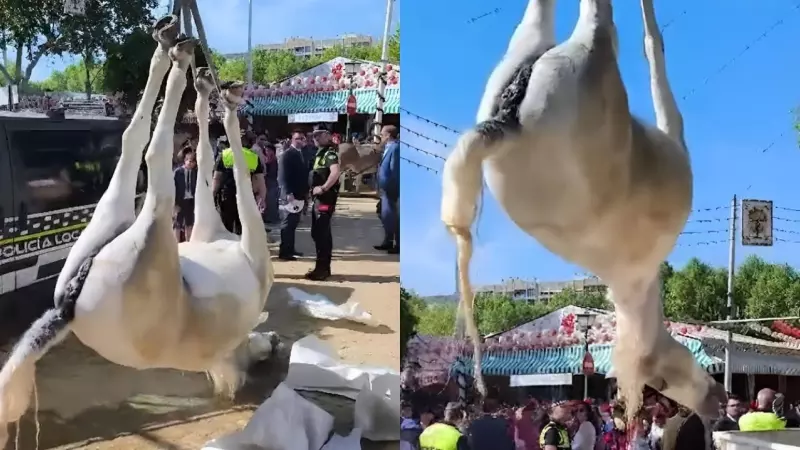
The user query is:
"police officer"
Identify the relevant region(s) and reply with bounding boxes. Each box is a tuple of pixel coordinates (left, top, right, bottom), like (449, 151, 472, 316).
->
(418, 402, 470, 450)
(212, 132, 267, 235)
(306, 124, 341, 281)
(539, 402, 572, 450)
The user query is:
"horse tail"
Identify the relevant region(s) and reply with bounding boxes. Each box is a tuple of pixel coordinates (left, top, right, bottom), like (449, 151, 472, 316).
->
(0, 257, 92, 436)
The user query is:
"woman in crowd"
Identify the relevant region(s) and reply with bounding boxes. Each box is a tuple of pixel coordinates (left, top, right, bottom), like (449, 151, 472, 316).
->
(571, 402, 598, 450)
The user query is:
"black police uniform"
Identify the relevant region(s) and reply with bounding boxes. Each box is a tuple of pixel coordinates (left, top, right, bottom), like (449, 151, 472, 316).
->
(308, 144, 340, 278)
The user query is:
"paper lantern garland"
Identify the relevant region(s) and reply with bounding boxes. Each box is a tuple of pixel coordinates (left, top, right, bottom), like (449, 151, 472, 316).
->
(241, 60, 400, 100)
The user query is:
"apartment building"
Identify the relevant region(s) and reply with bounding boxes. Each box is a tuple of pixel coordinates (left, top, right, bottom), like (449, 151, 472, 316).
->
(474, 277, 607, 302)
(224, 34, 374, 60)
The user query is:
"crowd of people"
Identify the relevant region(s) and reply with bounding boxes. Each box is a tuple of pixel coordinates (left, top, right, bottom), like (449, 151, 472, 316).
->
(170, 123, 400, 281)
(400, 388, 800, 450)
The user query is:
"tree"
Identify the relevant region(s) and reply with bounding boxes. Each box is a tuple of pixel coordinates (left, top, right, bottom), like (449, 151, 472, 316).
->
(388, 24, 399, 64)
(475, 293, 546, 335)
(400, 287, 418, 361)
(664, 258, 728, 322)
(547, 288, 611, 311)
(744, 262, 800, 319)
(0, 0, 156, 97)
(103, 28, 154, 109)
(36, 59, 104, 93)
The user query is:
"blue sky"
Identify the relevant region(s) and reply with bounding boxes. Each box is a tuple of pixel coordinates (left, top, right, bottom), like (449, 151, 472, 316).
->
(400, 0, 800, 295)
(12, 0, 396, 82)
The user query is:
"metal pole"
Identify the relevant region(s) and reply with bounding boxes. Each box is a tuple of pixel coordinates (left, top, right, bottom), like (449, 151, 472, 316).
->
(345, 82, 353, 141)
(246, 0, 254, 86)
(371, 0, 394, 142)
(724, 195, 737, 393)
(584, 328, 589, 399)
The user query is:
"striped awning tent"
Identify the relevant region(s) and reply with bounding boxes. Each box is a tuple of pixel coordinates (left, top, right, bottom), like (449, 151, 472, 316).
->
(243, 87, 400, 117)
(451, 337, 719, 377)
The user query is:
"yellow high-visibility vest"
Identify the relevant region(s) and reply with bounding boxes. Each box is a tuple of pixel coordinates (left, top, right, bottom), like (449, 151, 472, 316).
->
(221, 147, 259, 171)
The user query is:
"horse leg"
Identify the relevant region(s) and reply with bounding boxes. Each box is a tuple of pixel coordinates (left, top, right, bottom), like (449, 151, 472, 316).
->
(476, 0, 556, 123)
(190, 67, 227, 242)
(55, 15, 179, 302)
(117, 38, 198, 363)
(219, 84, 272, 294)
(640, 0, 685, 148)
(611, 271, 725, 420)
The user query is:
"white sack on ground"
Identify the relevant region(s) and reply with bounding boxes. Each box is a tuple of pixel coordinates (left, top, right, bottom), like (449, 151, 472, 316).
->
(286, 287, 376, 325)
(284, 335, 398, 399)
(201, 383, 334, 450)
(285, 336, 401, 441)
(353, 372, 401, 441)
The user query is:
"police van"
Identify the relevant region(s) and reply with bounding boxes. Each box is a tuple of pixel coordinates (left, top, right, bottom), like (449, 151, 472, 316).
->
(0, 111, 143, 340)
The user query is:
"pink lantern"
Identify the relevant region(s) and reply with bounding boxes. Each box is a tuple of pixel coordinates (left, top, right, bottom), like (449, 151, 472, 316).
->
(359, 69, 366, 76)
(550, 329, 558, 337)
(386, 64, 393, 71)
(321, 76, 327, 83)
(372, 67, 379, 74)
(679, 326, 688, 334)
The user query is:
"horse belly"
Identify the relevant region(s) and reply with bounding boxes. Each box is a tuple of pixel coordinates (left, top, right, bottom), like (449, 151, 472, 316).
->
(72, 275, 155, 369)
(179, 242, 263, 325)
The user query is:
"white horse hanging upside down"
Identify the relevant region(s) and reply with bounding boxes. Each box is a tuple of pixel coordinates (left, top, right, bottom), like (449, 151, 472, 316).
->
(442, 0, 726, 417)
(0, 15, 279, 443)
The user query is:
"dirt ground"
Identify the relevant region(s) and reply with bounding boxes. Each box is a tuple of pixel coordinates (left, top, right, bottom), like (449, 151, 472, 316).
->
(5, 197, 399, 450)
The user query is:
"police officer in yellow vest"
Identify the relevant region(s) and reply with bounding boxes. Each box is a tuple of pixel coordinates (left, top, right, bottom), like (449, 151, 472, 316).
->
(306, 124, 341, 281)
(540, 402, 572, 450)
(739, 388, 787, 432)
(419, 402, 470, 450)
(212, 132, 267, 235)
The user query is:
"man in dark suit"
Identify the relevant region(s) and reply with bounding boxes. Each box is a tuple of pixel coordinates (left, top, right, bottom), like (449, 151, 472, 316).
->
(714, 394, 744, 432)
(277, 130, 310, 260)
(374, 125, 400, 254)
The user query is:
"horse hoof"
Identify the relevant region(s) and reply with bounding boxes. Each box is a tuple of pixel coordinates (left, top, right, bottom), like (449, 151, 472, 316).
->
(169, 36, 199, 62)
(194, 67, 215, 95)
(247, 331, 282, 362)
(152, 15, 179, 48)
(220, 81, 245, 108)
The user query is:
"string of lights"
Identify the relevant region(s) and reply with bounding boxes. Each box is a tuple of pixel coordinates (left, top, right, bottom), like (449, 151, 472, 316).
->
(467, 7, 502, 24)
(676, 239, 730, 247)
(400, 108, 462, 135)
(402, 5, 800, 163)
(401, 125, 453, 148)
(680, 3, 800, 101)
(400, 140, 447, 161)
(401, 156, 439, 174)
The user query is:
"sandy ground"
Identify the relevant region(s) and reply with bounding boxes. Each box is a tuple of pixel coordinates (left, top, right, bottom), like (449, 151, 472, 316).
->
(5, 197, 399, 450)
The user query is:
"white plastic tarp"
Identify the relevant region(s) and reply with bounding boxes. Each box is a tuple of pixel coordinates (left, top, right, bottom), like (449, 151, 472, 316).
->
(202, 335, 400, 450)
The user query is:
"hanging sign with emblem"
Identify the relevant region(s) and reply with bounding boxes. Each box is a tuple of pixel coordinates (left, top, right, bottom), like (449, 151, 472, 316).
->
(741, 199, 773, 247)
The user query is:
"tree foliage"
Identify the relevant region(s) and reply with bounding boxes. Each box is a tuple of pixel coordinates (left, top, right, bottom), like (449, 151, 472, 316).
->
(408, 256, 800, 337)
(32, 59, 104, 93)
(400, 287, 418, 362)
(0, 0, 156, 90)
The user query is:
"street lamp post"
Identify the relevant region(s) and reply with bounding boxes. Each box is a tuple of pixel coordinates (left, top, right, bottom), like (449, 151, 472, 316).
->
(344, 61, 358, 141)
(576, 313, 596, 399)
(246, 0, 253, 86)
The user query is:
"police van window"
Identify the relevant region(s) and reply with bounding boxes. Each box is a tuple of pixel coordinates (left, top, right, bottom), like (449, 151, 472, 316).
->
(12, 129, 113, 214)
